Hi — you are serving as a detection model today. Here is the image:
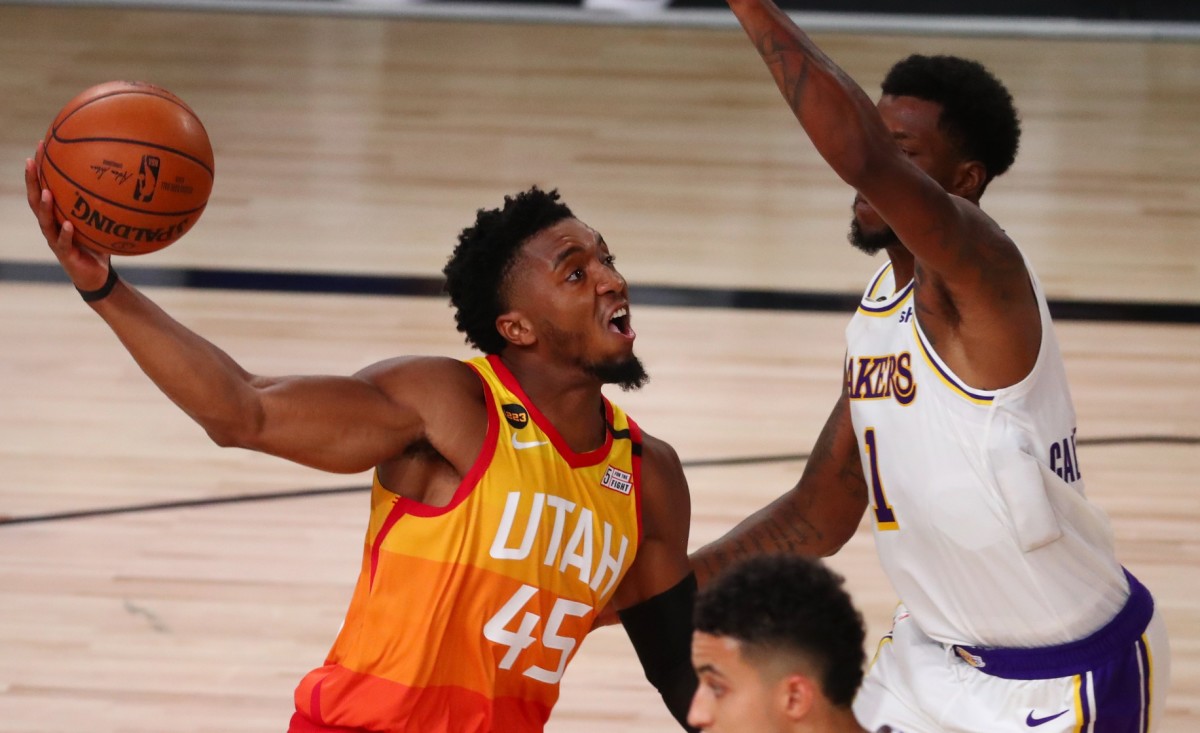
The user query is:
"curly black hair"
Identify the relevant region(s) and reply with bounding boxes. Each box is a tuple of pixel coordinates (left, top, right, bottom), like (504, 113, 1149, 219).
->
(442, 187, 575, 354)
(881, 54, 1021, 192)
(694, 555, 866, 708)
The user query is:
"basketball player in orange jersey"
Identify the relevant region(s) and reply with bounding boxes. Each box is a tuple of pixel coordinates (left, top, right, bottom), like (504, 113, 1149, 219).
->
(24, 159, 699, 732)
(690, 1, 1170, 731)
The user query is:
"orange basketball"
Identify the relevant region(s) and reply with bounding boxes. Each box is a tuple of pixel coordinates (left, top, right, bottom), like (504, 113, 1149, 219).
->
(38, 81, 214, 256)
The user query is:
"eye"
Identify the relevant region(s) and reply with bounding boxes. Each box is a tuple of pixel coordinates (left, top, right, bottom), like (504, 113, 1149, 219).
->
(603, 254, 617, 267)
(567, 267, 585, 282)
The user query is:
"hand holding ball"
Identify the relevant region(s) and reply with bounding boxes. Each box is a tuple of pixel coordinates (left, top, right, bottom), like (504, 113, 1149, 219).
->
(38, 81, 214, 255)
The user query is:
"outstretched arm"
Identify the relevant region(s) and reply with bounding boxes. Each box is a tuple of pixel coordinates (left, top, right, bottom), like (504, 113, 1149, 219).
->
(691, 389, 867, 587)
(24, 151, 480, 476)
(724, 0, 1000, 279)
(726, 0, 1041, 389)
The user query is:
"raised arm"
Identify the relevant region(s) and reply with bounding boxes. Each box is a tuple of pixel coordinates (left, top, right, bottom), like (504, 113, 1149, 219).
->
(25, 152, 482, 477)
(724, 0, 1004, 279)
(690, 388, 867, 587)
(726, 0, 1042, 388)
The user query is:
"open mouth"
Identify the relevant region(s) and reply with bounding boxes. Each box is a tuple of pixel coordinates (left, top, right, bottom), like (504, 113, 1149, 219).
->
(608, 306, 634, 338)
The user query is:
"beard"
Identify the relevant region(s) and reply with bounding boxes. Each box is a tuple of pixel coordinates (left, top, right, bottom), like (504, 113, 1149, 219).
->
(540, 320, 650, 391)
(848, 208, 901, 255)
(586, 354, 649, 391)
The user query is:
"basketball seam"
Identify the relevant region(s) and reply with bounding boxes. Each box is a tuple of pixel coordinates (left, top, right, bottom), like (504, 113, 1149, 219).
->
(52, 89, 214, 176)
(41, 151, 210, 218)
(46, 134, 216, 175)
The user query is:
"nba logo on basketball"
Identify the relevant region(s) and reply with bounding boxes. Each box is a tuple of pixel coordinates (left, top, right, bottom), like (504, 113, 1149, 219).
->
(134, 155, 160, 203)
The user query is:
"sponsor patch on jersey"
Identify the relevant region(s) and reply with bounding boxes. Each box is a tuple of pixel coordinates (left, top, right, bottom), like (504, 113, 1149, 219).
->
(954, 646, 986, 669)
(502, 403, 530, 430)
(601, 466, 632, 495)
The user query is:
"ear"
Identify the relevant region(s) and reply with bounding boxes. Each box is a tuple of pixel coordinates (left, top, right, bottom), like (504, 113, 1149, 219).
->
(780, 674, 817, 721)
(496, 311, 536, 348)
(953, 159, 988, 202)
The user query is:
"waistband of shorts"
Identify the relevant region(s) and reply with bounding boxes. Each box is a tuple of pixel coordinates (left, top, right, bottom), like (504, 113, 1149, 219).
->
(950, 569, 1152, 681)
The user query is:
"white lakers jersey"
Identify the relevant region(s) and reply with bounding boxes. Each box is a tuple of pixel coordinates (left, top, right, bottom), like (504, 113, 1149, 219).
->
(845, 260, 1128, 648)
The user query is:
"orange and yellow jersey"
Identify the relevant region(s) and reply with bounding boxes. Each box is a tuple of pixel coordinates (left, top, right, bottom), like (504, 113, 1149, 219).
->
(290, 354, 644, 733)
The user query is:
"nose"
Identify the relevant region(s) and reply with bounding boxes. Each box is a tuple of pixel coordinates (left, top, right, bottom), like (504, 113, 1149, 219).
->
(594, 261, 626, 295)
(686, 689, 710, 730)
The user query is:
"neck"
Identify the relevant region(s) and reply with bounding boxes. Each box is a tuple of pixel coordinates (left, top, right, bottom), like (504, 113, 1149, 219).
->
(797, 705, 867, 733)
(885, 244, 916, 290)
(498, 352, 607, 453)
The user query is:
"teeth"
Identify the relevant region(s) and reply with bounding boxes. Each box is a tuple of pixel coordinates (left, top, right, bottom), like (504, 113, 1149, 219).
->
(611, 307, 628, 320)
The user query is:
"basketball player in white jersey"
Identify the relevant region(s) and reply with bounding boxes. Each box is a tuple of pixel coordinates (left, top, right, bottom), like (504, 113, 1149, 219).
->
(691, 0, 1171, 730)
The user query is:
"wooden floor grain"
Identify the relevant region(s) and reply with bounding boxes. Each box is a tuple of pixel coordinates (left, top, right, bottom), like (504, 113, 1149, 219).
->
(0, 5, 1197, 731)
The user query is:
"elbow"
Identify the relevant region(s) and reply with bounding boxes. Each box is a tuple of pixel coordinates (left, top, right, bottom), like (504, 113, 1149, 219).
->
(830, 132, 905, 192)
(201, 415, 262, 450)
(204, 424, 249, 449)
(194, 396, 267, 450)
(815, 506, 867, 558)
(818, 533, 853, 558)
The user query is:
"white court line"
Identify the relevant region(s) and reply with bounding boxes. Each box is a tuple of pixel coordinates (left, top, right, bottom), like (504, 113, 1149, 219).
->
(2, 0, 1198, 40)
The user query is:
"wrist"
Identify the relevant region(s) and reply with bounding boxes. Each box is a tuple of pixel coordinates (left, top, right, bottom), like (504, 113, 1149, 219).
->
(77, 265, 119, 303)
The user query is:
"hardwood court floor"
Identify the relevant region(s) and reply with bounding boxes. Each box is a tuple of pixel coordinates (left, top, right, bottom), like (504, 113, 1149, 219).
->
(0, 4, 1198, 731)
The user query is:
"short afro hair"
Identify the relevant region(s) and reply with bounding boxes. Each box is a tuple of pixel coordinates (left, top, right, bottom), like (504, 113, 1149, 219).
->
(694, 555, 866, 708)
(442, 187, 574, 354)
(882, 54, 1021, 191)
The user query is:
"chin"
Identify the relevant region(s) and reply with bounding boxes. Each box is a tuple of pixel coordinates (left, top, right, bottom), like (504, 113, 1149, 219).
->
(587, 354, 649, 391)
(848, 217, 900, 255)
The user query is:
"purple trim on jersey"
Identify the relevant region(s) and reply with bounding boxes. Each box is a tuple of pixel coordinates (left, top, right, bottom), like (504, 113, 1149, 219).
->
(912, 322, 996, 403)
(1080, 678, 1093, 728)
(864, 262, 893, 300)
(952, 570, 1151, 681)
(1088, 636, 1152, 733)
(858, 280, 914, 313)
(1138, 637, 1153, 731)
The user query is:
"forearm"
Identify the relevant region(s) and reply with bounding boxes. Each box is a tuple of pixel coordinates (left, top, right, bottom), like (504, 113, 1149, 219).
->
(620, 573, 699, 732)
(726, 0, 895, 187)
(691, 392, 867, 587)
(90, 277, 263, 444)
(691, 490, 836, 587)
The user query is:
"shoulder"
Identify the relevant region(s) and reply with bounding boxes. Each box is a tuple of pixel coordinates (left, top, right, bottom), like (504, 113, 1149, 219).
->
(639, 432, 684, 485)
(637, 431, 690, 536)
(357, 355, 480, 391)
(356, 355, 486, 417)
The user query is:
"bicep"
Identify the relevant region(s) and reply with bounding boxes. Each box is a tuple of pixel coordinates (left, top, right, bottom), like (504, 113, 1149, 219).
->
(689, 390, 867, 586)
(612, 436, 692, 610)
(246, 357, 477, 474)
(794, 388, 870, 543)
(856, 157, 984, 275)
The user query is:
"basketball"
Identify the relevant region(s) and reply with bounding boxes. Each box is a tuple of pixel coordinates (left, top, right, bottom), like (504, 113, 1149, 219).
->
(38, 80, 214, 256)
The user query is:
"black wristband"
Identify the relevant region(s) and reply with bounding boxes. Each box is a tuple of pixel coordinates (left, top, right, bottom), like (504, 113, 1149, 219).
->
(77, 266, 119, 303)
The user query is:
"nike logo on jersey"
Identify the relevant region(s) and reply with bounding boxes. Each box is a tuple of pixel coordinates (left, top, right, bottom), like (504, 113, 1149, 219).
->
(1026, 709, 1069, 727)
(512, 434, 549, 450)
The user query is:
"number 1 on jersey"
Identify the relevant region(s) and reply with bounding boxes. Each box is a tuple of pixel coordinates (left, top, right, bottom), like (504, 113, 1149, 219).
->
(863, 428, 899, 531)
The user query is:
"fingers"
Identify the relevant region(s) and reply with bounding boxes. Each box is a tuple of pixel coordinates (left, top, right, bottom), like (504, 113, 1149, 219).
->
(24, 154, 41, 213)
(37, 188, 62, 243)
(27, 141, 59, 242)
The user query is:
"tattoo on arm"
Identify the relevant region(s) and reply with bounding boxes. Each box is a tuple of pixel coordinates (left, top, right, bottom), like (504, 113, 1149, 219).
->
(753, 29, 812, 115)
